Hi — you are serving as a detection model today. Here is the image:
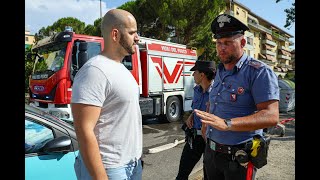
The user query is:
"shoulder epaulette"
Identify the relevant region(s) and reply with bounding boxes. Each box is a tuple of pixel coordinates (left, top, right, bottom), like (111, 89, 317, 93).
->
(248, 59, 264, 69)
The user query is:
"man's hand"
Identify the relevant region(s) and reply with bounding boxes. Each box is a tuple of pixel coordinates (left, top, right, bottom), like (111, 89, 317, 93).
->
(194, 109, 229, 131)
(185, 112, 194, 128)
(201, 122, 207, 140)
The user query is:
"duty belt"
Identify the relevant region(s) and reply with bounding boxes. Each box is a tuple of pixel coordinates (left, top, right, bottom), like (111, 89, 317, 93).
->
(207, 138, 246, 154)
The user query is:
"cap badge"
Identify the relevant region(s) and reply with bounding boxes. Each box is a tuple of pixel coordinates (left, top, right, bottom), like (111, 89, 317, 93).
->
(217, 14, 231, 28)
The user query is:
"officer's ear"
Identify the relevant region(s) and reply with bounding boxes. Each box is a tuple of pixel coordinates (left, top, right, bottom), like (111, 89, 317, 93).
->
(240, 37, 246, 48)
(200, 72, 205, 78)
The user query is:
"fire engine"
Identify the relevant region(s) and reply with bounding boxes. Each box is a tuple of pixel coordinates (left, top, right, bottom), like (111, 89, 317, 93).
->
(28, 27, 197, 122)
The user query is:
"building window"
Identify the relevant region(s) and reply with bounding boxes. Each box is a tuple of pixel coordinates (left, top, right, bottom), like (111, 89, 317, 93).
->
(247, 37, 253, 45)
(242, 10, 246, 17)
(25, 37, 29, 41)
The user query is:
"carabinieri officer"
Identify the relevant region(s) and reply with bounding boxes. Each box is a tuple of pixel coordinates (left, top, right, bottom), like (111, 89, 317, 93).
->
(194, 14, 280, 180)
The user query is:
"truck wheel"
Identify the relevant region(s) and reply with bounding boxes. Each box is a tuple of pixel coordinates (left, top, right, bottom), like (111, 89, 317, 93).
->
(165, 96, 182, 122)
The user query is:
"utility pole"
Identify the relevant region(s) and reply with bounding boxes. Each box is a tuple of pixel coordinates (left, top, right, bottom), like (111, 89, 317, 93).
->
(100, 0, 102, 19)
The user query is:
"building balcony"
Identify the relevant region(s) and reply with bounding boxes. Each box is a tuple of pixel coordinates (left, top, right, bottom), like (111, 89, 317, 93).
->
(260, 59, 276, 67)
(278, 46, 291, 52)
(262, 39, 277, 47)
(248, 21, 272, 34)
(278, 55, 291, 61)
(289, 40, 294, 46)
(262, 50, 276, 56)
(271, 32, 288, 42)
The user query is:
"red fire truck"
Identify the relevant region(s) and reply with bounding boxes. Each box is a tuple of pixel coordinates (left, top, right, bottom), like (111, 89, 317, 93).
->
(28, 27, 197, 122)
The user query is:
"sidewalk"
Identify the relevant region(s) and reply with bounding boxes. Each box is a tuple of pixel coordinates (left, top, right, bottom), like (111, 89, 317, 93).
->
(189, 167, 203, 180)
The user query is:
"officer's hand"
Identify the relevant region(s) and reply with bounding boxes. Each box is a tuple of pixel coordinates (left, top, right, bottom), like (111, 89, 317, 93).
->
(186, 115, 193, 128)
(201, 122, 207, 140)
(194, 109, 228, 131)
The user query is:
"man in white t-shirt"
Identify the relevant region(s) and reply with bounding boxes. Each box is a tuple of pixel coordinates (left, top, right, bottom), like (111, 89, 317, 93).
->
(71, 9, 142, 180)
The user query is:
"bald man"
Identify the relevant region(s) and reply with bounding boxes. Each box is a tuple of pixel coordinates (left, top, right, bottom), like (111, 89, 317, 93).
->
(71, 9, 142, 180)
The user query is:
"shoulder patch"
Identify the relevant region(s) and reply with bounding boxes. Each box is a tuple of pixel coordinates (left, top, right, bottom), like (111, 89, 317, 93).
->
(248, 59, 264, 69)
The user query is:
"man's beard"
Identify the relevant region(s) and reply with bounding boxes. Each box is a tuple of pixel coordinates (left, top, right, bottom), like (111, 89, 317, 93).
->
(221, 54, 237, 65)
(119, 33, 135, 55)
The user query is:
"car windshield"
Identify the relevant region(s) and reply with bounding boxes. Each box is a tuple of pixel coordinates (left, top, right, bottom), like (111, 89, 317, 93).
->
(25, 104, 74, 129)
(33, 42, 67, 74)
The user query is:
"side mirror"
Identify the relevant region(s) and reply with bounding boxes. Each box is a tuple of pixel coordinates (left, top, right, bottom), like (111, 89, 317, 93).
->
(42, 136, 71, 154)
(78, 42, 88, 69)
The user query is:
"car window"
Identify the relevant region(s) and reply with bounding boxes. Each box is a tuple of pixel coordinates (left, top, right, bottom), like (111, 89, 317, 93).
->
(25, 119, 54, 154)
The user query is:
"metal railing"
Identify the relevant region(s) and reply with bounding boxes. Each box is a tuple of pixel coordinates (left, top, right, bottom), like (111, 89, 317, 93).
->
(248, 21, 272, 34)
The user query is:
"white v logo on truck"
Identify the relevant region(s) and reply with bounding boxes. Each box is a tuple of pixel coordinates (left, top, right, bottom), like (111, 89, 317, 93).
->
(151, 57, 184, 84)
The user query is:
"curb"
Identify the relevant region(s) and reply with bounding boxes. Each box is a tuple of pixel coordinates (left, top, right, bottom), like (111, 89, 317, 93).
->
(189, 164, 203, 180)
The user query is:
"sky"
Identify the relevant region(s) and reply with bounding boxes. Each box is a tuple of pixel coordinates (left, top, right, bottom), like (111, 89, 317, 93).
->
(25, 0, 295, 48)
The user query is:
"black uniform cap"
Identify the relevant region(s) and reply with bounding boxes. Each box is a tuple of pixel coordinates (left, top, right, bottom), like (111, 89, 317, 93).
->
(190, 60, 216, 72)
(211, 14, 249, 39)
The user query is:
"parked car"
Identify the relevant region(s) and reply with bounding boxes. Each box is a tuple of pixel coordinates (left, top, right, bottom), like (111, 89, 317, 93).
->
(25, 104, 79, 180)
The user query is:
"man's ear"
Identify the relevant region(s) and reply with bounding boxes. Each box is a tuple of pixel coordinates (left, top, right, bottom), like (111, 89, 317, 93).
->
(111, 29, 119, 42)
(240, 38, 246, 48)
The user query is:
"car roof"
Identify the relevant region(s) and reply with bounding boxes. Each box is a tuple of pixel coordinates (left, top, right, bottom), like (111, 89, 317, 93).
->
(25, 104, 75, 131)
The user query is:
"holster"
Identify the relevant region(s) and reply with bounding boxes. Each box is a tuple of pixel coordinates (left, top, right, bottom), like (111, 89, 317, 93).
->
(247, 134, 271, 169)
(181, 123, 196, 148)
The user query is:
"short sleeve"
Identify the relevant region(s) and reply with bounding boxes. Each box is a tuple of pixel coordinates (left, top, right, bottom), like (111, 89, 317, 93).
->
(71, 65, 110, 107)
(251, 67, 280, 104)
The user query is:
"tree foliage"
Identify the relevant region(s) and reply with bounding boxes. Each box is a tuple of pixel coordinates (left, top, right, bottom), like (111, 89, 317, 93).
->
(25, 46, 34, 93)
(119, 0, 225, 62)
(31, 0, 227, 76)
(34, 17, 87, 41)
(84, 18, 103, 36)
(276, 0, 295, 29)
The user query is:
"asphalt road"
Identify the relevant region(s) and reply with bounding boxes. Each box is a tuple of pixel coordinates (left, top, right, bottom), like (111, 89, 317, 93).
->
(141, 113, 202, 180)
(141, 110, 295, 180)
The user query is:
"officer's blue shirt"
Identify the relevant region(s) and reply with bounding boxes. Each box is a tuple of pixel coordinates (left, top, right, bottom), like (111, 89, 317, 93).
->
(192, 83, 212, 129)
(207, 53, 279, 145)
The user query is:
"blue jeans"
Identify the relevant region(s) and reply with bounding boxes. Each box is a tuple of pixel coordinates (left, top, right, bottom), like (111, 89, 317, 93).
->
(74, 154, 143, 180)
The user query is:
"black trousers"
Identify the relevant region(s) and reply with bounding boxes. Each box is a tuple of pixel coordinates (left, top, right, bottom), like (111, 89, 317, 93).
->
(203, 143, 256, 180)
(176, 135, 207, 180)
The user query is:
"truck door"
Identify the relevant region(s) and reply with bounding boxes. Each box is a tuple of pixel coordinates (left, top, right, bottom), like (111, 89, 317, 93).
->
(183, 60, 196, 111)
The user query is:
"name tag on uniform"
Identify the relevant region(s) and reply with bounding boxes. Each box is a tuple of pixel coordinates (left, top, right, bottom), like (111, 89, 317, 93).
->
(210, 140, 216, 151)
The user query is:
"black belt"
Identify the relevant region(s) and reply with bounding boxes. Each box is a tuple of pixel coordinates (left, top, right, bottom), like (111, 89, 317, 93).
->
(207, 138, 247, 154)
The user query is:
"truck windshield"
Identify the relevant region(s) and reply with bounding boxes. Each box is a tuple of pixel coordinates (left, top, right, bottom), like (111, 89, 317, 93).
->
(33, 42, 67, 74)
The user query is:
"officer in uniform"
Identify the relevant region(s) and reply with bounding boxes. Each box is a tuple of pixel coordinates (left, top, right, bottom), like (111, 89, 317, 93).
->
(176, 60, 216, 180)
(194, 14, 280, 180)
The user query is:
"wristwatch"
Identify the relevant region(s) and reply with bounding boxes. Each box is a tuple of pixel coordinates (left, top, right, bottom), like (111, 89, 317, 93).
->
(224, 118, 232, 130)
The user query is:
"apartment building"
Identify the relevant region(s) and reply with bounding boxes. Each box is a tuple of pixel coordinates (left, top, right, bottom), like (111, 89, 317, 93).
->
(25, 26, 35, 49)
(222, 0, 294, 78)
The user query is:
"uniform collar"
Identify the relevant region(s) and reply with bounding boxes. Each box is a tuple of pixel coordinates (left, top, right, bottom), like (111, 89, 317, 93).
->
(235, 53, 247, 70)
(217, 53, 248, 72)
(194, 83, 212, 93)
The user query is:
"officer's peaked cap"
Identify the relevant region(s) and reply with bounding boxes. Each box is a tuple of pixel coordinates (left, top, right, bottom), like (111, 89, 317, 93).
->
(211, 14, 249, 39)
(190, 60, 216, 72)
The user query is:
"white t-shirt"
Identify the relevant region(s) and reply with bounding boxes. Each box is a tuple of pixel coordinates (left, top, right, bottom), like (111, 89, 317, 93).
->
(71, 55, 142, 168)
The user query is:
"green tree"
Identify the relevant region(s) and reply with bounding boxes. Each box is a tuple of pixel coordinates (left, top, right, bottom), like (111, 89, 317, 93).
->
(25, 46, 34, 93)
(276, 0, 295, 29)
(119, 0, 170, 40)
(34, 17, 86, 40)
(118, 0, 225, 61)
(84, 18, 103, 36)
